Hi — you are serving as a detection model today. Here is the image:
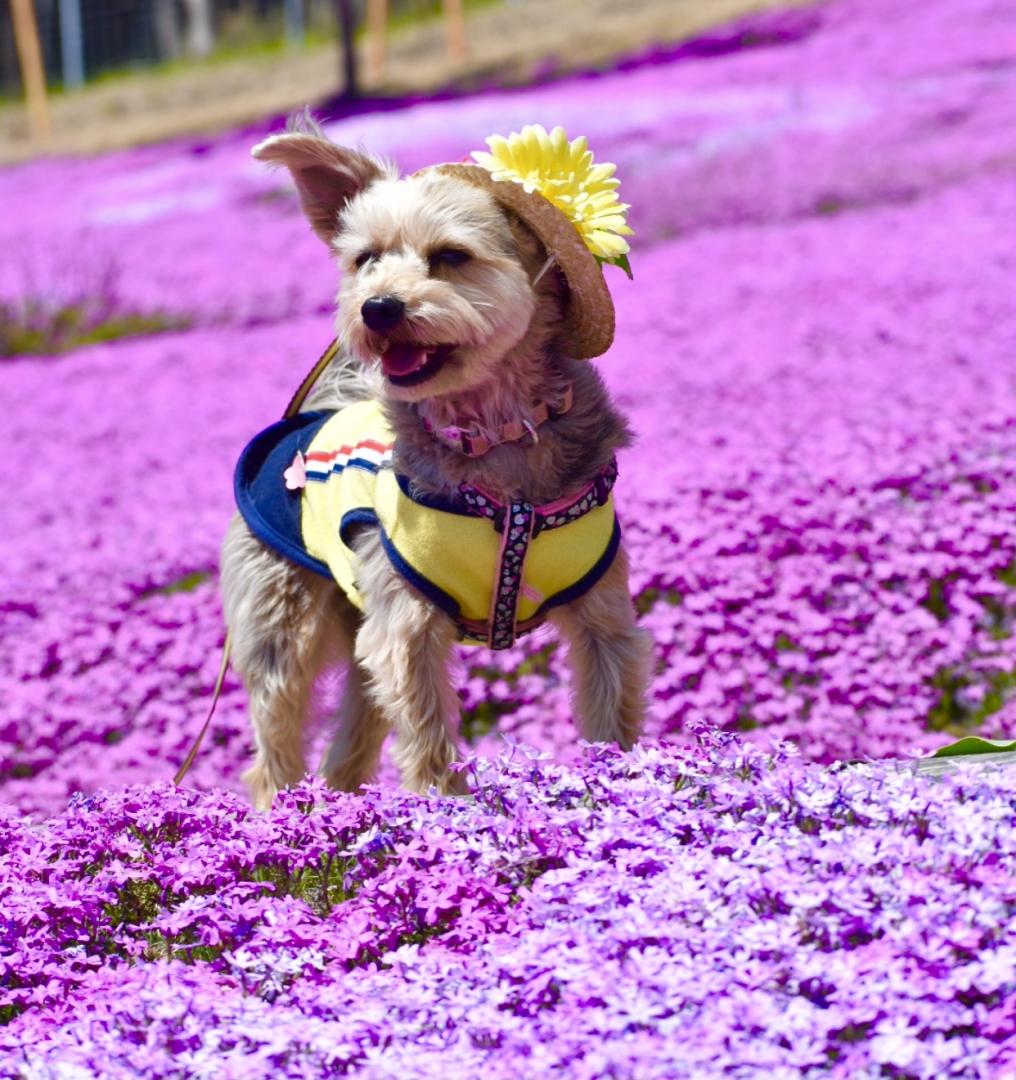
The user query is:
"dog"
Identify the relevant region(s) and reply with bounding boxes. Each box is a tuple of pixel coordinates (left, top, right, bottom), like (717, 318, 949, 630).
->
(221, 119, 651, 808)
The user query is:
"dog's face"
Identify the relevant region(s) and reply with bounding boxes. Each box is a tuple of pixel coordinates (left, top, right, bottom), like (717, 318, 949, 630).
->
(335, 173, 539, 401)
(255, 131, 548, 403)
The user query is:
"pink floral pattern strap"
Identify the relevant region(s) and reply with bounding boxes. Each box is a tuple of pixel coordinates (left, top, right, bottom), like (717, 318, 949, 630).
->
(488, 500, 536, 650)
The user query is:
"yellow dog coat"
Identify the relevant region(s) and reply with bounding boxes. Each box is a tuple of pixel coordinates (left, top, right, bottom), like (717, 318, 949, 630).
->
(235, 400, 620, 649)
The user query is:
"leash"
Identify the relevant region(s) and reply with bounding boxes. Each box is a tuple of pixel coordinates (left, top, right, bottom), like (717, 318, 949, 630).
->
(173, 337, 342, 786)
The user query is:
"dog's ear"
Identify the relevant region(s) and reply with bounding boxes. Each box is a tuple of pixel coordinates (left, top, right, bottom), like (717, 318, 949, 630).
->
(252, 133, 386, 244)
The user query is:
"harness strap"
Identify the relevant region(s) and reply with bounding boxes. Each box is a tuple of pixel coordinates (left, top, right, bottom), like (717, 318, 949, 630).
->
(284, 338, 343, 418)
(487, 499, 537, 650)
(457, 456, 618, 535)
(456, 457, 618, 650)
(173, 338, 342, 787)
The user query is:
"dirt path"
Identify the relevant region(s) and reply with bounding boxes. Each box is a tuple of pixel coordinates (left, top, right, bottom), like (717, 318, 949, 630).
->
(0, 0, 811, 163)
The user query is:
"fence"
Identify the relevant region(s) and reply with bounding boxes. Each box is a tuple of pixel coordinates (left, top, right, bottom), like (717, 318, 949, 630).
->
(0, 0, 462, 96)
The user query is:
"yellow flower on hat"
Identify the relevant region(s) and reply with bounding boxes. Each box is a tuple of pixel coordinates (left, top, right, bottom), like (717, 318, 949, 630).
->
(471, 124, 634, 276)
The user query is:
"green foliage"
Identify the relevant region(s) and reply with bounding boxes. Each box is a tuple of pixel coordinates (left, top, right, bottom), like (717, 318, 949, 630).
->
(461, 642, 559, 742)
(932, 735, 1016, 758)
(927, 664, 1014, 734)
(157, 571, 212, 596)
(1, 301, 187, 358)
(815, 197, 843, 216)
(635, 586, 683, 616)
(925, 561, 1016, 734)
(922, 577, 953, 623)
(461, 697, 515, 741)
(101, 850, 362, 968)
(733, 711, 758, 731)
(598, 252, 634, 280)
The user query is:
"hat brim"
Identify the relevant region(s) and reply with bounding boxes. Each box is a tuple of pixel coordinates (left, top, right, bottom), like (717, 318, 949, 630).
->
(426, 164, 615, 360)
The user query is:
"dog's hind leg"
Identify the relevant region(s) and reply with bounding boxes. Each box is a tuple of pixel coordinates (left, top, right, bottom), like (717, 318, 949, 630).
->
(221, 514, 341, 810)
(351, 531, 465, 795)
(549, 543, 652, 750)
(320, 614, 390, 792)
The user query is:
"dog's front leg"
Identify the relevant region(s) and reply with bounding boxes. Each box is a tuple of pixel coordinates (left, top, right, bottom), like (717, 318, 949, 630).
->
(222, 515, 339, 810)
(549, 542, 652, 749)
(352, 532, 465, 795)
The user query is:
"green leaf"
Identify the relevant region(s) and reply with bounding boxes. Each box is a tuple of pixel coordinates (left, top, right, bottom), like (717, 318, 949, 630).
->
(931, 735, 1016, 758)
(596, 252, 634, 280)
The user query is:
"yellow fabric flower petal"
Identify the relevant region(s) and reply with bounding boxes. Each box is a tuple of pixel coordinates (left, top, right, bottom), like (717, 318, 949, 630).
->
(470, 124, 633, 268)
(587, 230, 630, 258)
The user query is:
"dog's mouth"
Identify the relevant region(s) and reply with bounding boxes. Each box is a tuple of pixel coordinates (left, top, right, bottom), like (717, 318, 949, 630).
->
(378, 342, 455, 387)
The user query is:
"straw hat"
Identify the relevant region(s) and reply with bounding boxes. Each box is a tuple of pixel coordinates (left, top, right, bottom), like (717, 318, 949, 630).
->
(428, 163, 615, 360)
(415, 125, 632, 361)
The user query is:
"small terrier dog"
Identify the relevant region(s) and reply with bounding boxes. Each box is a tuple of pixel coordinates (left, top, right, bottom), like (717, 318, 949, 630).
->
(221, 119, 651, 808)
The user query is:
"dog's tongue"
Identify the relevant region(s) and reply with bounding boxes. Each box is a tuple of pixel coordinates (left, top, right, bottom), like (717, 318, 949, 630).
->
(381, 343, 429, 378)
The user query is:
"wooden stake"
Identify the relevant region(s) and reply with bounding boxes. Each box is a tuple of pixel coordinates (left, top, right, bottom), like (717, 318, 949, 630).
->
(366, 0, 388, 83)
(334, 0, 359, 98)
(10, 0, 52, 145)
(443, 0, 468, 63)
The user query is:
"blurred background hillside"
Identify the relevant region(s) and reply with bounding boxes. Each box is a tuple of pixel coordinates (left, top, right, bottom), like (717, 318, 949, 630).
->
(1, 0, 809, 160)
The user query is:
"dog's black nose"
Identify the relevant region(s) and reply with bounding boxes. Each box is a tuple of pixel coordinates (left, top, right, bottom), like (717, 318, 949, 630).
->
(361, 295, 405, 333)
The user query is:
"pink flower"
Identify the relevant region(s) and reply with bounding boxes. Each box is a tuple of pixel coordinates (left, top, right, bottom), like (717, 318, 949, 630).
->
(283, 451, 306, 491)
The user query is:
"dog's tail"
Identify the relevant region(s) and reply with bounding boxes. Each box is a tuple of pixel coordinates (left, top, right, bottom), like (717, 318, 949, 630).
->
(299, 341, 380, 413)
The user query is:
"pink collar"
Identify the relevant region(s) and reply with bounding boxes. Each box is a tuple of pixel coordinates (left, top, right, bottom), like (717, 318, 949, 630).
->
(421, 385, 574, 457)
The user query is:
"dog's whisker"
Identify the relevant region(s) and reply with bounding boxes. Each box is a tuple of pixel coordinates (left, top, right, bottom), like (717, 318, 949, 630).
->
(531, 255, 556, 287)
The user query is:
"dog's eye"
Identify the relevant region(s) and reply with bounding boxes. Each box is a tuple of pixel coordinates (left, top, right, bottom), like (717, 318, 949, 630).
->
(354, 251, 376, 270)
(428, 248, 472, 271)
